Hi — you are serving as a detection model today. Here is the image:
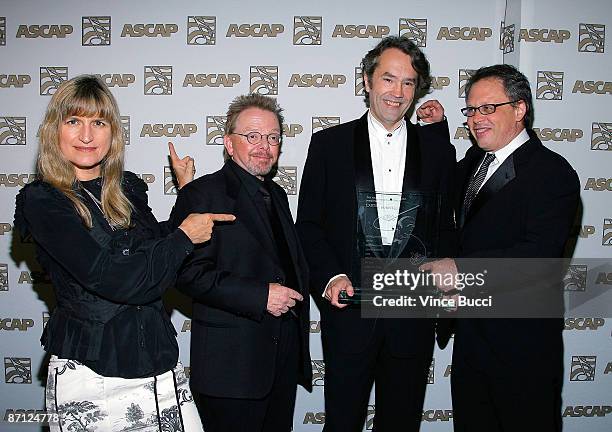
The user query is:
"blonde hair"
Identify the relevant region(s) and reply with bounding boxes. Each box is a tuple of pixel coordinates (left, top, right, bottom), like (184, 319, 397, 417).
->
(37, 75, 132, 229)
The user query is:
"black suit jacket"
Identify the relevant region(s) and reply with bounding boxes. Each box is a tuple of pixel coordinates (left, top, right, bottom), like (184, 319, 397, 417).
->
(173, 162, 312, 399)
(296, 113, 456, 357)
(453, 130, 580, 376)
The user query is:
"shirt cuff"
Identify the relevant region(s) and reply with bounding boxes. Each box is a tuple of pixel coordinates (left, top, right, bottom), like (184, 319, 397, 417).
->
(322, 273, 348, 298)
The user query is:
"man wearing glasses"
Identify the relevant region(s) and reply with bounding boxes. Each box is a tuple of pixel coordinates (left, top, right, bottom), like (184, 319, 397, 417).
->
(173, 94, 312, 432)
(422, 64, 579, 431)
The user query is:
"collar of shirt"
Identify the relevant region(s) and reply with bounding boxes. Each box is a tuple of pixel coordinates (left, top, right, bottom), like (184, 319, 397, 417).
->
(226, 159, 264, 197)
(367, 110, 407, 191)
(490, 128, 530, 168)
(477, 128, 530, 191)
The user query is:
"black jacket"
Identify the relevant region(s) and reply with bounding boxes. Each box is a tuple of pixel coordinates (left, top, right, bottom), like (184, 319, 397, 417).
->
(173, 161, 312, 399)
(15, 172, 193, 378)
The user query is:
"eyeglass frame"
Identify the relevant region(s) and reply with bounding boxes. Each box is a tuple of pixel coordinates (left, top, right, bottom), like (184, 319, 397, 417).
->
(461, 100, 520, 117)
(230, 131, 282, 146)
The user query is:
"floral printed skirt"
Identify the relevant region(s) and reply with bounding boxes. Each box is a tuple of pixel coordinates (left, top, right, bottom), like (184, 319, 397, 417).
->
(45, 355, 204, 432)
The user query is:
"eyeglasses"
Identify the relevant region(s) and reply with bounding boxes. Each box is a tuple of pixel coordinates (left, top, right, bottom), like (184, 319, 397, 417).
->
(231, 131, 282, 146)
(461, 100, 520, 117)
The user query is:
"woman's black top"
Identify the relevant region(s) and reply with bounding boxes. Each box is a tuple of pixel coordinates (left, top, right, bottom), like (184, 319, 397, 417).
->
(14, 172, 193, 378)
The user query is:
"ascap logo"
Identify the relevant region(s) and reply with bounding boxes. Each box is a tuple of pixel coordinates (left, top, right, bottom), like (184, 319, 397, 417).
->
(0, 223, 11, 235)
(18, 271, 51, 285)
(133, 174, 155, 184)
(309, 320, 321, 333)
(312, 117, 340, 134)
(584, 178, 612, 191)
(399, 18, 427, 47)
(40, 66, 68, 96)
(595, 272, 612, 285)
(288, 74, 346, 88)
(570, 355, 597, 381)
(331, 24, 390, 39)
(303, 412, 325, 424)
(444, 364, 452, 377)
(423, 410, 453, 422)
(187, 16, 216, 45)
(227, 23, 284, 38)
(591, 123, 612, 151)
(437, 27, 492, 41)
(4, 357, 32, 384)
(121, 23, 178, 38)
(563, 405, 612, 417)
(144, 66, 172, 95)
(95, 74, 135, 88)
(282, 123, 303, 138)
(536, 71, 564, 100)
(0, 318, 34, 331)
(293, 16, 322, 45)
(164, 166, 177, 195)
(454, 126, 471, 140)
(577, 225, 595, 238)
(603, 219, 612, 245)
(578, 24, 605, 53)
(273, 166, 297, 195)
(181, 319, 191, 332)
(427, 359, 435, 384)
(458, 69, 476, 98)
(121, 116, 130, 145)
(311, 360, 325, 386)
(0, 117, 26, 145)
(0, 264, 7, 291)
(183, 73, 240, 88)
(605, 362, 612, 374)
(16, 24, 73, 38)
(0, 17, 5, 46)
(0, 75, 31, 88)
(431, 76, 451, 91)
(140, 123, 197, 138)
(206, 116, 227, 145)
(82, 16, 111, 46)
(563, 265, 587, 291)
(42, 312, 49, 328)
(500, 23, 515, 53)
(250, 66, 278, 95)
(0, 174, 36, 187)
(519, 28, 571, 43)
(572, 80, 612, 95)
(532, 128, 583, 142)
(565, 318, 605, 330)
(355, 67, 365, 96)
(366, 405, 375, 430)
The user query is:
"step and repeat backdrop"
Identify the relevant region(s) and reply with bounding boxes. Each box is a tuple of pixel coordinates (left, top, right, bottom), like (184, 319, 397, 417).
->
(1, 0, 610, 430)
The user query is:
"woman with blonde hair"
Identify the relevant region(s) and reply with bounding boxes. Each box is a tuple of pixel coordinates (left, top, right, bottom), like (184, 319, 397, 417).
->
(15, 75, 232, 431)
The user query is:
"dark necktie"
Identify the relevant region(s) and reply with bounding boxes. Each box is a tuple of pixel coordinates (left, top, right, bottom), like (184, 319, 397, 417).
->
(463, 152, 495, 215)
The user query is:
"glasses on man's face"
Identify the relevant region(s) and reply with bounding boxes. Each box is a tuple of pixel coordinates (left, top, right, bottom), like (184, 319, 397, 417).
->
(461, 100, 519, 117)
(231, 131, 282, 146)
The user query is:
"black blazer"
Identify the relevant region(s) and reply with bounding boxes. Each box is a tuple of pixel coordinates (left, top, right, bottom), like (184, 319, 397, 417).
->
(296, 113, 456, 357)
(173, 162, 312, 399)
(453, 130, 580, 375)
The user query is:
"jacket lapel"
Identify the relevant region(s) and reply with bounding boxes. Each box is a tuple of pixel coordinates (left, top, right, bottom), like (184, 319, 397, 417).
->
(390, 122, 422, 257)
(353, 113, 384, 258)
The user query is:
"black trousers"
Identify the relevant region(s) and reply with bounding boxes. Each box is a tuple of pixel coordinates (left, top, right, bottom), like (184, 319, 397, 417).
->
(322, 324, 432, 432)
(451, 360, 563, 432)
(196, 318, 300, 432)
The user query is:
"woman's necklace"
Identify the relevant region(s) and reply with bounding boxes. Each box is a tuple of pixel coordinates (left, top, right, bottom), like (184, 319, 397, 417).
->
(81, 186, 116, 231)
